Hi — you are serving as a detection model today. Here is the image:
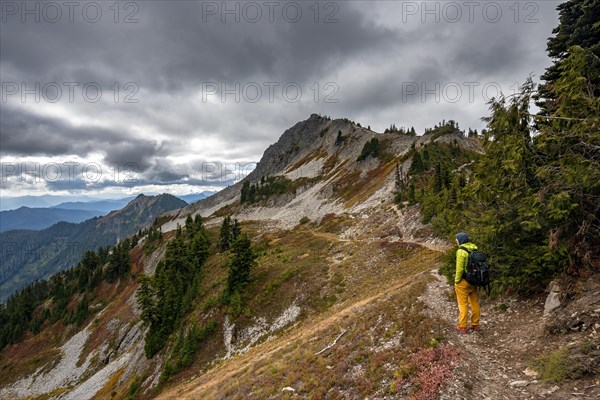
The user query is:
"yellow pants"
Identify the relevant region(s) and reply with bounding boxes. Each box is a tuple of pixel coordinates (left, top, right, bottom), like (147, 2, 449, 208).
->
(455, 279, 480, 328)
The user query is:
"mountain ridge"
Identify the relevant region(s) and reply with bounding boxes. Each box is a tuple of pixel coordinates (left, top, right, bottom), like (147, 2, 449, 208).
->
(161, 114, 479, 232)
(0, 193, 187, 301)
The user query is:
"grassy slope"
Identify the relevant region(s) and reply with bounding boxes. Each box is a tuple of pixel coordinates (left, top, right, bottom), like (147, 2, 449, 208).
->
(153, 216, 450, 400)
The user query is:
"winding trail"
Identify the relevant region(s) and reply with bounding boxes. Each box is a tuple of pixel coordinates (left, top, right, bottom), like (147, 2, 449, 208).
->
(310, 230, 449, 253)
(421, 270, 566, 399)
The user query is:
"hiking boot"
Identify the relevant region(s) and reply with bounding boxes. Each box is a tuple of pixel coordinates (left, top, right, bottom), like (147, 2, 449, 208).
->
(456, 325, 468, 334)
(470, 325, 480, 332)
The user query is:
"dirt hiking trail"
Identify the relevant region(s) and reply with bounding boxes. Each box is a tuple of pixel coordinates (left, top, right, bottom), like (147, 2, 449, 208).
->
(422, 270, 600, 400)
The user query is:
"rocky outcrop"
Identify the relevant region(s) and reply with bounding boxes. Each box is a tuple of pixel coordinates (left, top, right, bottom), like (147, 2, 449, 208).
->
(544, 280, 564, 315)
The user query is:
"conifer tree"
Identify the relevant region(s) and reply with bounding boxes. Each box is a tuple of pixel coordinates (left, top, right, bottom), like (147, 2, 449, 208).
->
(240, 181, 250, 204)
(232, 219, 241, 242)
(409, 151, 425, 174)
(408, 182, 416, 205)
(185, 215, 194, 234)
(465, 80, 548, 289)
(137, 274, 157, 326)
(434, 163, 443, 192)
(537, 0, 600, 115)
(219, 216, 233, 251)
(533, 46, 600, 272)
(194, 214, 204, 232)
(335, 130, 344, 145)
(226, 234, 256, 297)
(190, 230, 210, 270)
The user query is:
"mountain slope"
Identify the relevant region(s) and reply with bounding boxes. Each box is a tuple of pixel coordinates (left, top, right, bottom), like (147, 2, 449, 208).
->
(163, 114, 478, 233)
(0, 207, 104, 233)
(0, 116, 491, 399)
(0, 194, 186, 301)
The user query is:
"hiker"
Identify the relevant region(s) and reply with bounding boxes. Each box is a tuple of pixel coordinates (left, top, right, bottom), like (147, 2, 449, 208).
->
(454, 232, 480, 334)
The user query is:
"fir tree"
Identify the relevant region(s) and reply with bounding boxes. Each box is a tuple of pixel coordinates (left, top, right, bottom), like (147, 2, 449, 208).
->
(219, 216, 233, 251)
(533, 46, 600, 273)
(185, 215, 194, 234)
(240, 181, 250, 204)
(408, 182, 416, 205)
(434, 163, 443, 192)
(232, 219, 241, 242)
(226, 234, 256, 297)
(335, 130, 344, 145)
(466, 79, 548, 289)
(409, 151, 426, 174)
(536, 0, 600, 115)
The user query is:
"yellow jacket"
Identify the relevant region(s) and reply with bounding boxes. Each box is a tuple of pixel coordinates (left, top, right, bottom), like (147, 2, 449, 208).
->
(455, 242, 478, 284)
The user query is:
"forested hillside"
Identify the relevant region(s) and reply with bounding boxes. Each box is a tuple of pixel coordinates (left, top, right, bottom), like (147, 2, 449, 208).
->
(0, 194, 187, 301)
(428, 0, 599, 291)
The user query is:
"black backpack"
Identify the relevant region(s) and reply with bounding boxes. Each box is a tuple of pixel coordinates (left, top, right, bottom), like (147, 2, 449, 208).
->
(459, 246, 491, 295)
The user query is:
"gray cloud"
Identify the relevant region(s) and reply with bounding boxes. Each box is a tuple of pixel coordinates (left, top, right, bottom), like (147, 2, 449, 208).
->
(0, 0, 562, 196)
(1, 105, 158, 170)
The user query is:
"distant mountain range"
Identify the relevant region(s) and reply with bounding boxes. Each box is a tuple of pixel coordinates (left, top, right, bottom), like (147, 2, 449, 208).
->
(0, 194, 188, 301)
(0, 195, 102, 211)
(0, 192, 215, 233)
(0, 207, 104, 233)
(50, 198, 135, 213)
(0, 192, 216, 212)
(176, 191, 215, 204)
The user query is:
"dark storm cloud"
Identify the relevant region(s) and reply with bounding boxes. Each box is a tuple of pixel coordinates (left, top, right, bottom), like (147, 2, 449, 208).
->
(0, 105, 158, 171)
(1, 105, 119, 155)
(447, 29, 539, 78)
(0, 0, 562, 195)
(103, 141, 157, 172)
(0, 1, 400, 89)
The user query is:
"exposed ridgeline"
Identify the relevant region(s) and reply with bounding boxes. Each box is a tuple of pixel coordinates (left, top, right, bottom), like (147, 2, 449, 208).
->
(163, 114, 481, 230)
(0, 194, 186, 301)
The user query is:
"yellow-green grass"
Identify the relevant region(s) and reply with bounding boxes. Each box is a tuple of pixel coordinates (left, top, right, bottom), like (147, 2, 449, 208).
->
(155, 214, 447, 399)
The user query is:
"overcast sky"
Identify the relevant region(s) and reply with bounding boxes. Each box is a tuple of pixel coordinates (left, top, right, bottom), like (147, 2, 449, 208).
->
(0, 0, 562, 199)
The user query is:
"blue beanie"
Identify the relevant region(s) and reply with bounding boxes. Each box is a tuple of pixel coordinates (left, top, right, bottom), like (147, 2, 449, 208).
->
(455, 232, 470, 245)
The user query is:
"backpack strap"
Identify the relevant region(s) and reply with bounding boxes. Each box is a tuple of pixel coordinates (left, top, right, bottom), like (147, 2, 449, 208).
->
(484, 283, 492, 296)
(458, 246, 471, 281)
